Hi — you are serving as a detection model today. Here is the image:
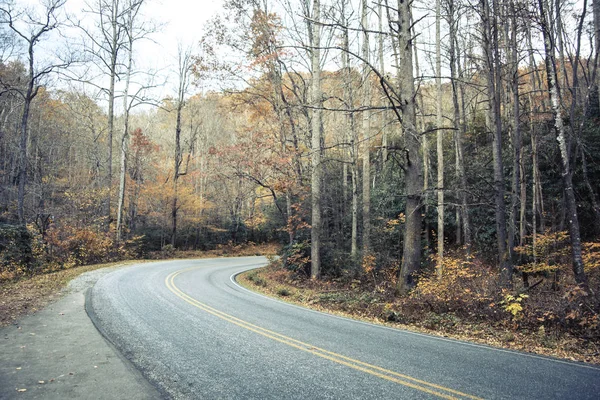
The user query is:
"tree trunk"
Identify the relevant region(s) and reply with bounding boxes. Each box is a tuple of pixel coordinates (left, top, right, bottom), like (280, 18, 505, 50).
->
(482, 0, 512, 286)
(435, 0, 444, 277)
(310, 0, 322, 279)
(116, 10, 134, 242)
(396, 0, 423, 295)
(361, 0, 371, 255)
(508, 0, 522, 264)
(413, 33, 429, 254)
(448, 1, 471, 250)
(341, 2, 359, 260)
(538, 0, 589, 288)
(105, 0, 119, 230)
(17, 80, 34, 225)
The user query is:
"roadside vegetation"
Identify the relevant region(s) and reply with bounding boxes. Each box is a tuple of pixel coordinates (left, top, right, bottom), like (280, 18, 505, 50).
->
(0, 239, 278, 327)
(1, 0, 600, 368)
(240, 244, 600, 365)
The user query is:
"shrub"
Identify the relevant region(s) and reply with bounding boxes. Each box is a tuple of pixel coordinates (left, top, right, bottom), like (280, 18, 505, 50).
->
(0, 224, 35, 280)
(280, 241, 311, 276)
(407, 254, 498, 321)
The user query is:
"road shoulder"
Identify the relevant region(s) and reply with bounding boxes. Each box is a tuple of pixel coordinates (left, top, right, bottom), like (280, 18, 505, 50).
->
(0, 268, 162, 400)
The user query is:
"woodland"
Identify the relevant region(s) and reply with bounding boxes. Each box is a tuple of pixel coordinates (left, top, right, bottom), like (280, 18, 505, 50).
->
(0, 0, 599, 354)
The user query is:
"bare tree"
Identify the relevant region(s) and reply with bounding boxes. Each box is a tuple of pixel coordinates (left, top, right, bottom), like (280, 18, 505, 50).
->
(171, 43, 194, 246)
(391, 0, 423, 294)
(435, 0, 444, 276)
(77, 0, 132, 228)
(308, 0, 322, 279)
(0, 0, 71, 224)
(115, 0, 149, 242)
(537, 0, 589, 288)
(360, 0, 371, 255)
(480, 0, 512, 286)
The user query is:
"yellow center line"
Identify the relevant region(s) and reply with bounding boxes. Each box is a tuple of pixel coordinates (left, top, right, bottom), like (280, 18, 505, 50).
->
(165, 268, 483, 400)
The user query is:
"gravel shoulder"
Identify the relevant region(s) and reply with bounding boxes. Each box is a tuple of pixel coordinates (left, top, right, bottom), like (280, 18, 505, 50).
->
(0, 265, 162, 400)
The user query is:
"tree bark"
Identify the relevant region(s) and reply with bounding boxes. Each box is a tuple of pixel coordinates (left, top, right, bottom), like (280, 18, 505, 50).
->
(447, 0, 471, 250)
(538, 0, 589, 288)
(435, 0, 444, 277)
(395, 0, 423, 295)
(310, 0, 322, 279)
(340, 1, 359, 260)
(361, 0, 371, 255)
(507, 0, 522, 264)
(481, 0, 512, 286)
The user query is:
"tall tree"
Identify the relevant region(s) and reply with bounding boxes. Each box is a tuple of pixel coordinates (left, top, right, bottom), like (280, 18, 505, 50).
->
(435, 0, 444, 276)
(309, 0, 322, 279)
(537, 0, 589, 287)
(392, 0, 423, 294)
(115, 0, 148, 242)
(339, 0, 359, 260)
(78, 0, 131, 228)
(0, 0, 69, 224)
(171, 44, 194, 246)
(481, 0, 512, 286)
(361, 0, 371, 255)
(446, 0, 471, 249)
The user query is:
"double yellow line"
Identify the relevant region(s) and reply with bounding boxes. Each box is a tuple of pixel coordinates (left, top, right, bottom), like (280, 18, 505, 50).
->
(165, 268, 482, 400)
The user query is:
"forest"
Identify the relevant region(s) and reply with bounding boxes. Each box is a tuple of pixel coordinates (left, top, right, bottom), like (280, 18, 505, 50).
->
(0, 0, 599, 357)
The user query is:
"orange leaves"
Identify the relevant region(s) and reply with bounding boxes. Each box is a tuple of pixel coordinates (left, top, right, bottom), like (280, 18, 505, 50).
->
(410, 255, 494, 315)
(582, 241, 600, 273)
(515, 231, 600, 275)
(383, 213, 405, 234)
(515, 230, 571, 275)
(361, 254, 376, 276)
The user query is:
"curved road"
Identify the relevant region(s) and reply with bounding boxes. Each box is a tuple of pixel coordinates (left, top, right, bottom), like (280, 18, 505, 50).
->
(88, 257, 600, 399)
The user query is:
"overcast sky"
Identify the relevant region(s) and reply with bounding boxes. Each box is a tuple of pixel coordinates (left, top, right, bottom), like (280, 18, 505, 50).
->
(58, 0, 225, 100)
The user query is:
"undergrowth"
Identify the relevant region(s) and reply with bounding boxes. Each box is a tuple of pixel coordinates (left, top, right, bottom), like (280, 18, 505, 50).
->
(239, 242, 600, 365)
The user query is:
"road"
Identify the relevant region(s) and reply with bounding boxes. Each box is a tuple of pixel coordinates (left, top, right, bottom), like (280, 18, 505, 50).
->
(88, 257, 600, 399)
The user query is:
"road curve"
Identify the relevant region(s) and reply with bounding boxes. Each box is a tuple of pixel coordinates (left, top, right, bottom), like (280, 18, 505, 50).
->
(88, 257, 600, 399)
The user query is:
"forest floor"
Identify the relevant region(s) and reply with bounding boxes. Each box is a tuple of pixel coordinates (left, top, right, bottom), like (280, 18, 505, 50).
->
(0, 242, 279, 327)
(237, 264, 600, 366)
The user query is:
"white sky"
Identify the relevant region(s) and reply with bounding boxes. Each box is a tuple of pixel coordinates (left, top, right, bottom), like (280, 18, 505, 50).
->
(59, 0, 225, 100)
(134, 0, 223, 68)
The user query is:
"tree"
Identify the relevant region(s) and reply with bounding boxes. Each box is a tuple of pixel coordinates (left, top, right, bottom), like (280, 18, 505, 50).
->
(537, 0, 589, 288)
(391, 0, 423, 294)
(171, 44, 194, 246)
(0, 0, 70, 224)
(435, 0, 444, 276)
(360, 0, 371, 255)
(480, 0, 512, 286)
(308, 0, 322, 279)
(77, 0, 133, 228)
(115, 0, 148, 242)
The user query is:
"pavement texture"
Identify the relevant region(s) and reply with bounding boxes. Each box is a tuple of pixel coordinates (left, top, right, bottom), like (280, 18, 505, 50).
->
(89, 257, 600, 400)
(0, 268, 162, 400)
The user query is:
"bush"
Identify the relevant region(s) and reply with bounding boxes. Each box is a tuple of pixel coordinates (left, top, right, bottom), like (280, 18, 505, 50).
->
(280, 241, 311, 276)
(407, 254, 498, 321)
(0, 224, 35, 280)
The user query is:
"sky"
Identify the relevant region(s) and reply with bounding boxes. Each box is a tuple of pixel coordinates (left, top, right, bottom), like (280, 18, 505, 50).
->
(59, 0, 225, 99)
(133, 0, 223, 69)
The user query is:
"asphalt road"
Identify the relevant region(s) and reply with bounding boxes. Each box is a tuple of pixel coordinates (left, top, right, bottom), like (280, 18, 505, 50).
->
(88, 257, 600, 399)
